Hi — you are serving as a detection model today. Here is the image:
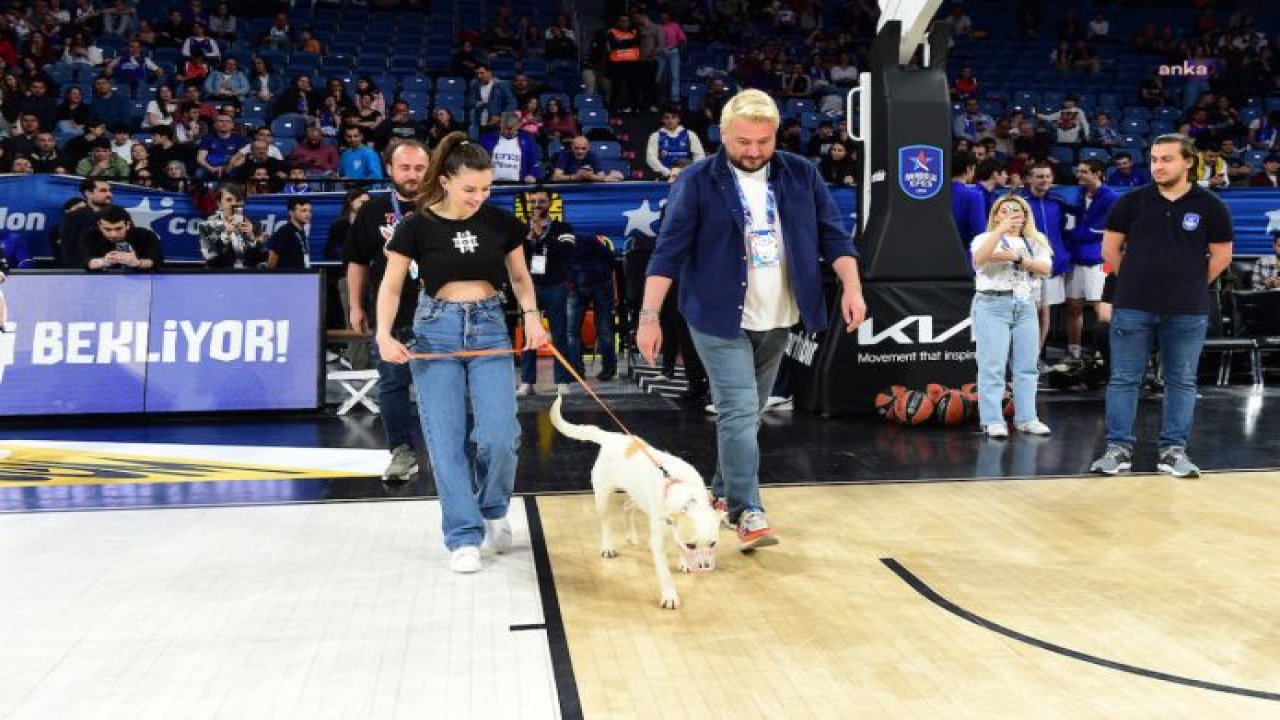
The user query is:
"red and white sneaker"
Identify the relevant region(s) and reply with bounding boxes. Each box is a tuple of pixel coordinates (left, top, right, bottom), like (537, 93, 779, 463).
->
(736, 510, 779, 551)
(712, 497, 732, 529)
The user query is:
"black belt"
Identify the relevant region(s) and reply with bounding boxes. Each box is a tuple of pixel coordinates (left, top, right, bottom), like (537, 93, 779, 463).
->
(978, 289, 1013, 296)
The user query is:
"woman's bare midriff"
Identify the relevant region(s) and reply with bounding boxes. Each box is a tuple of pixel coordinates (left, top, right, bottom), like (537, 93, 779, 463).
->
(434, 280, 499, 302)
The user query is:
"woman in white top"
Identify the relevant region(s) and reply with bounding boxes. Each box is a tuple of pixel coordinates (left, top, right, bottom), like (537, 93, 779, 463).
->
(830, 53, 859, 87)
(970, 195, 1054, 438)
(143, 84, 178, 128)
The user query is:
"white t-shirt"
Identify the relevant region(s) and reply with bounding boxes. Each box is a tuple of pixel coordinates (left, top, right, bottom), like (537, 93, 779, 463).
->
(970, 233, 1050, 299)
(491, 136, 522, 182)
(735, 165, 799, 331)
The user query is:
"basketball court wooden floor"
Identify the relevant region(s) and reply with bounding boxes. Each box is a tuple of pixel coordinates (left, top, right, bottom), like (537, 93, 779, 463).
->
(3, 387, 1280, 718)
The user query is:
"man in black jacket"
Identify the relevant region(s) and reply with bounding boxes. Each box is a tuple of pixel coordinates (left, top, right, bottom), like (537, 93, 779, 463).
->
(81, 204, 165, 271)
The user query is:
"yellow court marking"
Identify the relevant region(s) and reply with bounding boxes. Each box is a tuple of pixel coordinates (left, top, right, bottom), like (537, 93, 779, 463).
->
(0, 445, 368, 487)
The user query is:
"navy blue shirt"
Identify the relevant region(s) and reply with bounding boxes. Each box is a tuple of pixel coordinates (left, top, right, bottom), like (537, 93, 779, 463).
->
(1105, 183, 1233, 314)
(266, 222, 308, 269)
(647, 149, 857, 339)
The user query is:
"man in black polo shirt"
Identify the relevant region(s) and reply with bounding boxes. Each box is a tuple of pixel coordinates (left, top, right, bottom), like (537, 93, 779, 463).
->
(266, 197, 310, 269)
(1091, 134, 1234, 478)
(345, 140, 430, 483)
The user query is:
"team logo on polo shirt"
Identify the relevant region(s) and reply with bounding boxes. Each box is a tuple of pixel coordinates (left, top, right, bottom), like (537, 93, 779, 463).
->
(898, 145, 943, 200)
(1182, 212, 1201, 231)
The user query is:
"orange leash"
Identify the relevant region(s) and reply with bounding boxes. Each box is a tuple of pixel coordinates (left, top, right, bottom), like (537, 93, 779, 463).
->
(408, 343, 673, 478)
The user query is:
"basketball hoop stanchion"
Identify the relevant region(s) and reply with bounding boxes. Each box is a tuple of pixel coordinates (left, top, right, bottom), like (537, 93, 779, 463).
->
(791, 0, 980, 417)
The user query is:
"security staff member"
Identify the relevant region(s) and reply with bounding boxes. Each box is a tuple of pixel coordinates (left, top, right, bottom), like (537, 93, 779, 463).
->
(345, 140, 431, 483)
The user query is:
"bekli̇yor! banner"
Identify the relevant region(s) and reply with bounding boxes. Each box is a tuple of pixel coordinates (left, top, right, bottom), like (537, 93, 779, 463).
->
(0, 272, 322, 416)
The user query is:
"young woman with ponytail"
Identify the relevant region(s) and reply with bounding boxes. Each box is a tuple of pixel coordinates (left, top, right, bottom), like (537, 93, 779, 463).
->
(376, 131, 549, 573)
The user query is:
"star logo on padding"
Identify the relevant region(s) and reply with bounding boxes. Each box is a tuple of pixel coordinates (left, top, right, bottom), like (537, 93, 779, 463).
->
(1266, 208, 1280, 234)
(123, 197, 175, 233)
(622, 199, 664, 238)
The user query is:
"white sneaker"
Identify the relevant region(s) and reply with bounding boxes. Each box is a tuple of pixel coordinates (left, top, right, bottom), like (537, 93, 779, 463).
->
(704, 403, 718, 414)
(763, 395, 793, 411)
(556, 383, 571, 395)
(483, 517, 513, 553)
(1015, 419, 1052, 435)
(450, 546, 482, 573)
(984, 423, 1009, 438)
(516, 383, 534, 396)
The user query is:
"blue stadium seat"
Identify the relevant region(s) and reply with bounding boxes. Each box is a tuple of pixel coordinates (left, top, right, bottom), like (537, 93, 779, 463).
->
(401, 76, 432, 94)
(707, 125, 721, 145)
(291, 52, 322, 72)
(1121, 119, 1149, 135)
(398, 90, 430, 110)
(1153, 106, 1182, 123)
(271, 113, 309, 139)
(1078, 147, 1110, 164)
(1118, 135, 1146, 149)
(784, 98, 815, 118)
(599, 158, 631, 177)
(1148, 120, 1176, 135)
(435, 76, 468, 96)
(574, 93, 604, 110)
(1243, 150, 1269, 171)
(389, 55, 420, 74)
(434, 91, 467, 109)
(591, 140, 622, 160)
(579, 107, 609, 129)
(1049, 145, 1076, 166)
(1122, 106, 1152, 122)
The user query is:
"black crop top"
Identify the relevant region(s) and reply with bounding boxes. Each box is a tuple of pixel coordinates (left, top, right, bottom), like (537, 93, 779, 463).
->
(386, 204, 525, 296)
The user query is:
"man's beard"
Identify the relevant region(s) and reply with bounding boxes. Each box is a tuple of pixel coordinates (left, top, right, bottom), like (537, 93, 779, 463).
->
(727, 153, 770, 173)
(392, 180, 419, 199)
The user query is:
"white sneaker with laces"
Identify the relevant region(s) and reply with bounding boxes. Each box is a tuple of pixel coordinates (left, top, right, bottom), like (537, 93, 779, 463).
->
(516, 383, 534, 396)
(450, 546, 482, 573)
(1015, 419, 1052, 435)
(984, 423, 1009, 438)
(483, 517, 513, 553)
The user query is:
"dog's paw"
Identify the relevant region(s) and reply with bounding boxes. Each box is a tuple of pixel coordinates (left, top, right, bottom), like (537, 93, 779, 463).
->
(600, 547, 618, 559)
(659, 592, 681, 610)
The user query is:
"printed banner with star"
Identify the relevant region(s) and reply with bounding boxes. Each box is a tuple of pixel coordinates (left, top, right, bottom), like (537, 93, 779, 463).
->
(0, 175, 861, 263)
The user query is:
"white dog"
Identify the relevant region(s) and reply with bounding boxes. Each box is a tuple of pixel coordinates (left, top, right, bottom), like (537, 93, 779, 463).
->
(549, 396, 723, 610)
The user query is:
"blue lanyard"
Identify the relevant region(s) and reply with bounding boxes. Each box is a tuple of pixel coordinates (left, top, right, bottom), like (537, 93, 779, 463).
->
(389, 192, 407, 223)
(730, 169, 776, 231)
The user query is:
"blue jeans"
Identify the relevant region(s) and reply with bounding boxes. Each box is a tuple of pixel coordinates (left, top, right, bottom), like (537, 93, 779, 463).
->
(972, 293, 1040, 426)
(656, 47, 680, 101)
(689, 326, 789, 520)
(521, 283, 576, 384)
(567, 280, 616, 373)
(374, 331, 416, 450)
(410, 295, 520, 551)
(1105, 309, 1207, 450)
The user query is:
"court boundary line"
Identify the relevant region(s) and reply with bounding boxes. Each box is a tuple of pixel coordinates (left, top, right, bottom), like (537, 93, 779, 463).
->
(525, 496, 585, 720)
(882, 557, 1280, 702)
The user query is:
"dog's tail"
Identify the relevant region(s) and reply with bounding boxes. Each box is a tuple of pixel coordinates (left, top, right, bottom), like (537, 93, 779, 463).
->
(549, 395, 612, 446)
